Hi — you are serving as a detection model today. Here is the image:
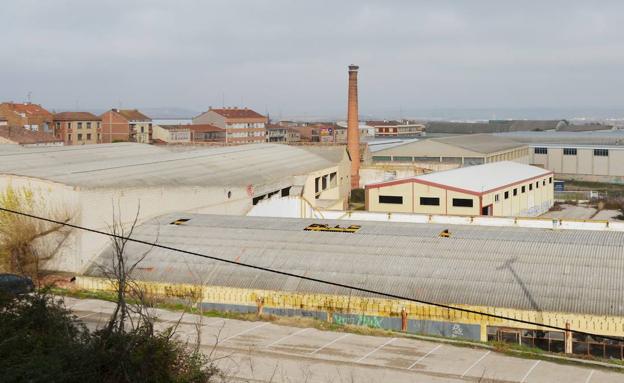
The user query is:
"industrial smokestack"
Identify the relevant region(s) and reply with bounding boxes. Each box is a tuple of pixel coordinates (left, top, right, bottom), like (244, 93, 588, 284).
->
(347, 64, 360, 189)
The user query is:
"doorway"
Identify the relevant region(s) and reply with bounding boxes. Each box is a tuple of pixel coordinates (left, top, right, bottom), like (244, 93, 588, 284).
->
(481, 204, 493, 216)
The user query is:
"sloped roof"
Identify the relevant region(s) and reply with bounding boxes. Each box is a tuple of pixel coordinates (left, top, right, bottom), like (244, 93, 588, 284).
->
(115, 109, 151, 121)
(188, 124, 224, 133)
(431, 134, 526, 154)
(85, 213, 624, 317)
(53, 112, 100, 121)
(0, 126, 63, 145)
(1, 102, 53, 118)
(366, 161, 551, 194)
(0, 143, 346, 189)
(208, 108, 266, 119)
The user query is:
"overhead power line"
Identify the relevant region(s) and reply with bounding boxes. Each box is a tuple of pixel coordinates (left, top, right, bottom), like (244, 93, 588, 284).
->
(0, 206, 620, 342)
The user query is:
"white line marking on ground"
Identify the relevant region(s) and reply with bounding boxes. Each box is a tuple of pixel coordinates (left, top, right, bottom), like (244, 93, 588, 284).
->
(220, 322, 269, 344)
(461, 350, 490, 378)
(309, 333, 349, 355)
(520, 360, 540, 383)
(584, 370, 595, 383)
(407, 344, 442, 370)
(356, 338, 396, 363)
(265, 328, 309, 348)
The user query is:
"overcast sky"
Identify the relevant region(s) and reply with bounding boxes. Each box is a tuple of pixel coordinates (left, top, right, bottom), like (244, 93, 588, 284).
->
(3, 1, 624, 118)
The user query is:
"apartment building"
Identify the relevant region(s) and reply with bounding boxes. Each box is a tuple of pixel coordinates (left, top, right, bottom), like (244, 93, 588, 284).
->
(192, 107, 267, 144)
(100, 109, 152, 143)
(0, 102, 54, 133)
(189, 124, 225, 142)
(53, 112, 101, 145)
(368, 120, 425, 137)
(152, 124, 192, 144)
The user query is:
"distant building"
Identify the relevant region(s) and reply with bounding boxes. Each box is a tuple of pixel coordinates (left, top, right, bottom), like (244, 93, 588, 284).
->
(370, 134, 529, 170)
(0, 117, 7, 126)
(189, 124, 225, 142)
(0, 102, 53, 133)
(53, 112, 101, 145)
(367, 120, 424, 137)
(100, 109, 152, 143)
(152, 124, 192, 144)
(192, 107, 267, 144)
(285, 128, 301, 142)
(366, 161, 553, 217)
(425, 120, 569, 134)
(266, 124, 302, 143)
(530, 144, 624, 183)
(0, 126, 63, 147)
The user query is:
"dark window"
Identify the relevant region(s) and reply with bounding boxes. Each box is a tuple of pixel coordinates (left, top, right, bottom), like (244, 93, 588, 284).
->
(281, 187, 291, 197)
(372, 156, 391, 162)
(534, 147, 548, 154)
(452, 198, 473, 207)
(536, 181, 539, 189)
(77, 133, 83, 140)
(77, 122, 82, 129)
(86, 122, 91, 129)
(549, 177, 552, 184)
(504, 191, 509, 199)
(86, 133, 91, 140)
(521, 185, 526, 193)
(379, 195, 403, 204)
(543, 179, 546, 186)
(594, 149, 609, 156)
(513, 188, 517, 196)
(420, 197, 440, 206)
(563, 148, 577, 155)
(529, 183, 533, 191)
(495, 194, 499, 202)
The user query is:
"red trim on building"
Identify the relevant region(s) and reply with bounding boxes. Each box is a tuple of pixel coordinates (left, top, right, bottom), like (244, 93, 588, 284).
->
(365, 171, 554, 197)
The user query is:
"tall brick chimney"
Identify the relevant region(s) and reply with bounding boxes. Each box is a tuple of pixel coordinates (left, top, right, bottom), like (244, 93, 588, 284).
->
(347, 64, 360, 189)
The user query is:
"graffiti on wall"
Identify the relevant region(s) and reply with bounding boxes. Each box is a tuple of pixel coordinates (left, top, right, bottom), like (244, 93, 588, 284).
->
(333, 313, 387, 328)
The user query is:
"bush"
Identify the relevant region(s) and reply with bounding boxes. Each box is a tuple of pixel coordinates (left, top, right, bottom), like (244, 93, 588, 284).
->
(0, 291, 221, 383)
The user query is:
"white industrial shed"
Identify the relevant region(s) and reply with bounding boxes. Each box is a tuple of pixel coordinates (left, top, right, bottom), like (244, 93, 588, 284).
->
(0, 143, 351, 272)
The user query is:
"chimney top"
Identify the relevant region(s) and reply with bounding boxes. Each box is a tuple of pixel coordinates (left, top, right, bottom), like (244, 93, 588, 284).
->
(349, 64, 359, 71)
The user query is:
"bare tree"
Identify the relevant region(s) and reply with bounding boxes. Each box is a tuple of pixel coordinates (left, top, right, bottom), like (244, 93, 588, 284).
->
(0, 185, 74, 284)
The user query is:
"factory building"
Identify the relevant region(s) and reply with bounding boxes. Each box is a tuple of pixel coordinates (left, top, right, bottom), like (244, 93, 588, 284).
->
(529, 144, 624, 183)
(365, 161, 553, 217)
(371, 134, 529, 171)
(0, 143, 350, 272)
(79, 214, 624, 359)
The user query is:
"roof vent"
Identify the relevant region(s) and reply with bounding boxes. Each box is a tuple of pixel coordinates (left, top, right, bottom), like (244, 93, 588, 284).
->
(170, 218, 190, 225)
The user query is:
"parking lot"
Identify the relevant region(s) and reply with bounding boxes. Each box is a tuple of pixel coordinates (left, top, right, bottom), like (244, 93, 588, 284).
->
(66, 297, 624, 383)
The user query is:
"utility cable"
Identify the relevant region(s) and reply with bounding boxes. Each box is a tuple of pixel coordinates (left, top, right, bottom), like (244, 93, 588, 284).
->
(0, 206, 620, 343)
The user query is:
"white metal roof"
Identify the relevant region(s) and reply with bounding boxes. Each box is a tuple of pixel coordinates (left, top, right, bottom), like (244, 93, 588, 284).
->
(406, 161, 551, 193)
(0, 143, 346, 189)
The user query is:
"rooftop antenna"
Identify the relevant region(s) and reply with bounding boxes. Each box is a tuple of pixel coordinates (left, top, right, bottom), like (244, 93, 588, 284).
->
(26, 91, 32, 104)
(222, 92, 225, 108)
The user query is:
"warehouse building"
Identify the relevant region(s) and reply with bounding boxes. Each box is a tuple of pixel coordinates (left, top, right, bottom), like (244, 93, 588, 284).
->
(529, 144, 624, 183)
(370, 134, 529, 171)
(79, 214, 624, 358)
(365, 161, 553, 217)
(0, 143, 350, 272)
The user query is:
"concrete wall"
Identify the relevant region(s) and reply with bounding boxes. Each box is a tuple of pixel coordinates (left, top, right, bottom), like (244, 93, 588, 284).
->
(531, 146, 624, 182)
(76, 276, 624, 342)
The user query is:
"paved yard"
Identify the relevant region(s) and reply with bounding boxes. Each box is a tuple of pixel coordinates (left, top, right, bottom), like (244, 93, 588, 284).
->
(65, 297, 624, 383)
(541, 204, 620, 221)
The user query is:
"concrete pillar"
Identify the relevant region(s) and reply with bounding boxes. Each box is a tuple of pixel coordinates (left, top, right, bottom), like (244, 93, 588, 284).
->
(347, 64, 361, 189)
(565, 322, 573, 354)
(401, 307, 408, 332)
(256, 297, 265, 316)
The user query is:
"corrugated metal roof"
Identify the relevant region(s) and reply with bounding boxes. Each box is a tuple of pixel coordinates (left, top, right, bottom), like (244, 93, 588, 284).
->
(0, 143, 346, 189)
(85, 214, 624, 317)
(496, 130, 624, 145)
(411, 161, 551, 193)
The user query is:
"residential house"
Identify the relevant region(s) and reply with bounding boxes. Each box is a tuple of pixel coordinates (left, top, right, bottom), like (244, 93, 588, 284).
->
(0, 102, 53, 133)
(53, 112, 101, 145)
(266, 124, 288, 142)
(285, 128, 301, 142)
(0, 126, 63, 147)
(152, 125, 191, 144)
(192, 107, 267, 144)
(100, 109, 152, 143)
(189, 124, 225, 142)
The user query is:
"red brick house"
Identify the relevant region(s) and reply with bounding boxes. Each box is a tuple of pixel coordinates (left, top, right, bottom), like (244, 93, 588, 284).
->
(100, 109, 152, 143)
(192, 107, 267, 144)
(0, 102, 54, 133)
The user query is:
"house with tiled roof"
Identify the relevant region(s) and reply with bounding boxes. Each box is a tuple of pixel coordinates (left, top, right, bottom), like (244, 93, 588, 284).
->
(53, 112, 102, 145)
(100, 108, 152, 143)
(192, 107, 267, 144)
(0, 126, 63, 147)
(0, 102, 54, 133)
